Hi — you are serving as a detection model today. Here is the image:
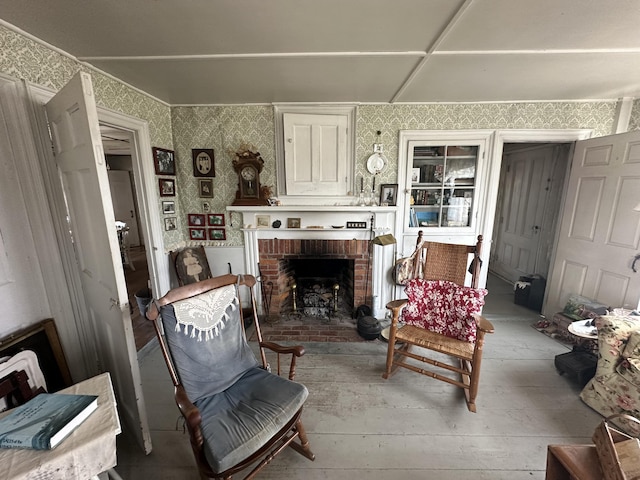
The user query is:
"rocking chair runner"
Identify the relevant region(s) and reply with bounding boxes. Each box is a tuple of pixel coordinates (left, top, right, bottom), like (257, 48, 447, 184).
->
(146, 274, 315, 479)
(383, 232, 494, 412)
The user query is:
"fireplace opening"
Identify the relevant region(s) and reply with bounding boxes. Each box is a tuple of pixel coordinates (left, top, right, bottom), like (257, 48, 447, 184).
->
(286, 258, 354, 320)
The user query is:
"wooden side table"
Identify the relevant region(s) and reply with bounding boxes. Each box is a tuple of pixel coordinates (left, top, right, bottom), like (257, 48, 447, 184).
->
(546, 444, 604, 480)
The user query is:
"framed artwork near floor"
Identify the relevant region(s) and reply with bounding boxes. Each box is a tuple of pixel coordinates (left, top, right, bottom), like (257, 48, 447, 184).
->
(209, 228, 226, 240)
(172, 246, 212, 285)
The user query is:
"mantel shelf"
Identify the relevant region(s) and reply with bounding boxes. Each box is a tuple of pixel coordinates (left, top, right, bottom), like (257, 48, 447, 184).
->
(227, 205, 397, 213)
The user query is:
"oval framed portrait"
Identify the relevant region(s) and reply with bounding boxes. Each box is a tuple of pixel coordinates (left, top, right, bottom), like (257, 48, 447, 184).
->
(193, 148, 215, 177)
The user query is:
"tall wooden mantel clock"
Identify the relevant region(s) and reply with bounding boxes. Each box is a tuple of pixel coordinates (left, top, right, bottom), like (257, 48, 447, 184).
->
(231, 150, 269, 205)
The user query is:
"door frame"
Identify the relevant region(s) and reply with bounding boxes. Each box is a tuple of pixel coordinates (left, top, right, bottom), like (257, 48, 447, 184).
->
(480, 129, 593, 293)
(25, 81, 170, 373)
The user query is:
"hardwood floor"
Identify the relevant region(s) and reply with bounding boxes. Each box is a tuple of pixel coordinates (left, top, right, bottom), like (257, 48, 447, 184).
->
(123, 247, 156, 351)
(115, 275, 603, 479)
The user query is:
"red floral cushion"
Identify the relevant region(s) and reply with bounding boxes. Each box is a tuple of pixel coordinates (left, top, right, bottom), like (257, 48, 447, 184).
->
(401, 279, 488, 342)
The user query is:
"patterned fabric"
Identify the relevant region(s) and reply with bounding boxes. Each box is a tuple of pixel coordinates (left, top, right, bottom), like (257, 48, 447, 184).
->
(401, 279, 488, 342)
(580, 314, 640, 436)
(172, 284, 237, 341)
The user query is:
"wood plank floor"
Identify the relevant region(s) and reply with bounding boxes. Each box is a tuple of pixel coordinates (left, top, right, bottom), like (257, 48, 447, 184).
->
(114, 275, 603, 479)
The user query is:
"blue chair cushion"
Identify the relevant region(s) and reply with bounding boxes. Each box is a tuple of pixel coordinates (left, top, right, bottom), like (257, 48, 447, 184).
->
(196, 366, 309, 473)
(160, 300, 259, 403)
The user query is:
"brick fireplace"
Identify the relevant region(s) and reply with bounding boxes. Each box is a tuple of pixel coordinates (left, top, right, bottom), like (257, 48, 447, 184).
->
(258, 239, 371, 318)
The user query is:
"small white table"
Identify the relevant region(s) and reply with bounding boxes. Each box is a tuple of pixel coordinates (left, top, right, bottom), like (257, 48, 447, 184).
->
(0, 372, 121, 479)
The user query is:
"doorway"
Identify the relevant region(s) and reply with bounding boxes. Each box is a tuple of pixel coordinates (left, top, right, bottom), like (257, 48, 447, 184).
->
(489, 142, 572, 309)
(102, 125, 156, 351)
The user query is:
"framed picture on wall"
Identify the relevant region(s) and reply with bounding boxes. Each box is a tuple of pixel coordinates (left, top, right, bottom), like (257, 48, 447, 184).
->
(208, 214, 225, 226)
(192, 149, 215, 177)
(188, 213, 206, 226)
(164, 217, 177, 231)
(153, 147, 176, 175)
(209, 228, 226, 240)
(162, 200, 175, 214)
(199, 179, 213, 198)
(189, 228, 206, 240)
(159, 178, 175, 197)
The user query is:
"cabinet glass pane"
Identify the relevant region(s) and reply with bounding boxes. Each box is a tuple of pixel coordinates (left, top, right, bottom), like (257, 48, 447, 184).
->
(407, 144, 478, 229)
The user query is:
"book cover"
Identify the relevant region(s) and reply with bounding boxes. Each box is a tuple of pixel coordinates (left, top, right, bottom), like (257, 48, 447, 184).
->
(0, 393, 98, 450)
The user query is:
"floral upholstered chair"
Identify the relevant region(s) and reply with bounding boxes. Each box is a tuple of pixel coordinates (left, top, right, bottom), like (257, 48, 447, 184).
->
(580, 311, 640, 435)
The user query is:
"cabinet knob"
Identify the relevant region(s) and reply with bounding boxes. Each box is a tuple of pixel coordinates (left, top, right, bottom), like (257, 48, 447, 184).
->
(287, 138, 293, 143)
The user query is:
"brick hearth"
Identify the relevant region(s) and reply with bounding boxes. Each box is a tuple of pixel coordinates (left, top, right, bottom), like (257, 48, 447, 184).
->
(258, 239, 372, 318)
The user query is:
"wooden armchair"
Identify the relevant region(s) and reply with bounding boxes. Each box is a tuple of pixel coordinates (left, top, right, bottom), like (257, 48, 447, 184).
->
(383, 232, 494, 412)
(146, 274, 314, 479)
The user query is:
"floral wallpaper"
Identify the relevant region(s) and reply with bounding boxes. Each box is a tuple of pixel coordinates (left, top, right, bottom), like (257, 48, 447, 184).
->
(0, 24, 633, 251)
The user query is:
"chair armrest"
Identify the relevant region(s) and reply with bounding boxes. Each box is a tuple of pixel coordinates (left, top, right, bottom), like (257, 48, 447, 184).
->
(259, 342, 305, 381)
(260, 342, 306, 357)
(474, 314, 495, 334)
(386, 299, 408, 311)
(175, 385, 204, 447)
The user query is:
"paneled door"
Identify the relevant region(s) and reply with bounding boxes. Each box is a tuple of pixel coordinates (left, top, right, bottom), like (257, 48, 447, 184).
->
(491, 145, 568, 282)
(45, 72, 152, 453)
(544, 131, 640, 317)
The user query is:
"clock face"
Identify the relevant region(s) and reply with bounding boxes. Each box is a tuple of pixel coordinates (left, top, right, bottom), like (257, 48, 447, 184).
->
(241, 166, 256, 181)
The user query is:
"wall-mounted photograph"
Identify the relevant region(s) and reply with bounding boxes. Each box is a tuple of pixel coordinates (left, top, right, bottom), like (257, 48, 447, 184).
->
(189, 228, 206, 240)
(153, 147, 176, 175)
(188, 214, 206, 226)
(199, 179, 213, 198)
(192, 149, 215, 178)
(162, 200, 175, 214)
(159, 178, 175, 197)
(380, 184, 398, 206)
(209, 228, 226, 240)
(208, 214, 225, 226)
(202, 202, 211, 213)
(164, 217, 177, 231)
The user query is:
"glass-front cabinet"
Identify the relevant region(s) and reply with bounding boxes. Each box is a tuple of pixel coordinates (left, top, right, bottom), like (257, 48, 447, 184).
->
(402, 134, 488, 232)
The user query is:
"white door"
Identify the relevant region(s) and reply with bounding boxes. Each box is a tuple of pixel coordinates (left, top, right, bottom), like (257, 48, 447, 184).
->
(284, 112, 348, 195)
(45, 72, 152, 453)
(545, 131, 640, 317)
(108, 170, 141, 246)
(492, 145, 568, 282)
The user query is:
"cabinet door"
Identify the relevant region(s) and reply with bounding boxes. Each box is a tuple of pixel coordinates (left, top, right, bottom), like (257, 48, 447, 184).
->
(407, 143, 479, 229)
(283, 113, 348, 195)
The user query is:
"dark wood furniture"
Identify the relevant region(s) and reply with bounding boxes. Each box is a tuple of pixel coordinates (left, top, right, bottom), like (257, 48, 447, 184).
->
(545, 445, 604, 480)
(146, 274, 315, 479)
(382, 232, 494, 412)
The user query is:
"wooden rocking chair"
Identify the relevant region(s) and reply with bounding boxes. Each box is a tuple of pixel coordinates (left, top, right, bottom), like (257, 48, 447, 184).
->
(383, 232, 494, 412)
(146, 274, 315, 479)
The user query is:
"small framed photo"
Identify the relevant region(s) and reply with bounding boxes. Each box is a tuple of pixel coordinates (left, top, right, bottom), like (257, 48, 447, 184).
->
(153, 147, 176, 175)
(380, 184, 398, 206)
(208, 214, 225, 226)
(189, 228, 207, 240)
(202, 201, 211, 213)
(209, 228, 226, 240)
(411, 168, 421, 184)
(164, 217, 177, 231)
(256, 215, 271, 228)
(188, 213, 206, 226)
(192, 149, 215, 178)
(159, 178, 175, 197)
(162, 200, 175, 214)
(287, 217, 301, 228)
(199, 179, 213, 198)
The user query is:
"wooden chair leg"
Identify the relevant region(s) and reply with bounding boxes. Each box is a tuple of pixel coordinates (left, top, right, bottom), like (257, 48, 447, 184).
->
(290, 419, 315, 461)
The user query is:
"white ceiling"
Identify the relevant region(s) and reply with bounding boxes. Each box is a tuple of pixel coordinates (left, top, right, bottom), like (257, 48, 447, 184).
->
(2, 0, 640, 105)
